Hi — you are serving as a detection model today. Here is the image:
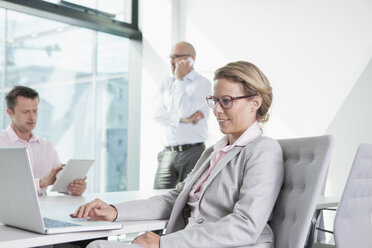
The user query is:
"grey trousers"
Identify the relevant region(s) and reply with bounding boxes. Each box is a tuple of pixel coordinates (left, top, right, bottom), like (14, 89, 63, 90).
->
(86, 240, 272, 248)
(87, 240, 143, 248)
(153, 143, 205, 189)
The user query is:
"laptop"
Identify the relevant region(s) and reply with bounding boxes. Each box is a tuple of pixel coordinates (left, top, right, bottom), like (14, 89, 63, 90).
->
(0, 147, 122, 234)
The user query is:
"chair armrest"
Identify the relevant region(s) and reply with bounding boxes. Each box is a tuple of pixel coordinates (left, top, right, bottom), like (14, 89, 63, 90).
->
(316, 227, 334, 234)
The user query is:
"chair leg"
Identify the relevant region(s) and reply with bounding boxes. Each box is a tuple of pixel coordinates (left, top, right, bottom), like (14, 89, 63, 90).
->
(304, 210, 320, 248)
(304, 218, 317, 248)
(312, 244, 335, 248)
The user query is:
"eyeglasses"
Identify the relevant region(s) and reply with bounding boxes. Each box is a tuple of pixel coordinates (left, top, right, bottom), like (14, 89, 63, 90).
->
(206, 94, 257, 109)
(169, 54, 190, 60)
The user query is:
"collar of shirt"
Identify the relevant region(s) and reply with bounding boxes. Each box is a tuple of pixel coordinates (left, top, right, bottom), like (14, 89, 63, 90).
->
(172, 69, 197, 82)
(213, 121, 263, 154)
(6, 125, 39, 143)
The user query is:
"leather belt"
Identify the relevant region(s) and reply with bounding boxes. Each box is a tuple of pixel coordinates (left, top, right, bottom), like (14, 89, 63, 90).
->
(165, 142, 204, 152)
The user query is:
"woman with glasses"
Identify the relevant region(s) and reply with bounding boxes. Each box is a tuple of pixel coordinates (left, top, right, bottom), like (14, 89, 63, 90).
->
(72, 61, 284, 248)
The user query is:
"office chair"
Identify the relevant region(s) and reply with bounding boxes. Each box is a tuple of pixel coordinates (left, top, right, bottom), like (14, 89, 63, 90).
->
(332, 143, 372, 248)
(270, 135, 334, 248)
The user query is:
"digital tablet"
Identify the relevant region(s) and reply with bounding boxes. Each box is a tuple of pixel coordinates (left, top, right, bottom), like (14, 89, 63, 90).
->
(50, 159, 94, 193)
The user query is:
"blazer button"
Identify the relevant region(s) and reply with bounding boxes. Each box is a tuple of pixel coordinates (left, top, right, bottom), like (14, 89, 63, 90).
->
(197, 218, 204, 224)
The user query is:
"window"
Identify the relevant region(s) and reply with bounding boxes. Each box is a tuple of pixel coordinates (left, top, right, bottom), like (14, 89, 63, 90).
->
(0, 0, 141, 38)
(0, 8, 131, 192)
(43, 0, 132, 23)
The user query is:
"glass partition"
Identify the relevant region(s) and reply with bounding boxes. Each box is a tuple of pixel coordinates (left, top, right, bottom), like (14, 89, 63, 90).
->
(0, 8, 130, 192)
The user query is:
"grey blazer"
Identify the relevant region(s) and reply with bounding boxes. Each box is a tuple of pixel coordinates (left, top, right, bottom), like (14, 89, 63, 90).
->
(114, 136, 284, 248)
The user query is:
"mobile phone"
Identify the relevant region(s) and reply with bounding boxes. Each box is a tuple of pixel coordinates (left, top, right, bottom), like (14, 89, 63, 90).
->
(187, 57, 194, 66)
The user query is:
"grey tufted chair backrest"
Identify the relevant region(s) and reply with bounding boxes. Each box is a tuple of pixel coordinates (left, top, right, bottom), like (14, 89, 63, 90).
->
(270, 135, 334, 248)
(334, 143, 372, 248)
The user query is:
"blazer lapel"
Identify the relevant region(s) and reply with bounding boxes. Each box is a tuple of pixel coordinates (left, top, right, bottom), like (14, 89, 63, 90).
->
(199, 146, 244, 196)
(165, 149, 213, 233)
(174, 155, 211, 207)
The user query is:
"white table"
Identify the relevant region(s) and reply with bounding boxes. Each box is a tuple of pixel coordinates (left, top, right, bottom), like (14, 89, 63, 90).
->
(316, 196, 339, 210)
(0, 192, 339, 248)
(0, 190, 169, 248)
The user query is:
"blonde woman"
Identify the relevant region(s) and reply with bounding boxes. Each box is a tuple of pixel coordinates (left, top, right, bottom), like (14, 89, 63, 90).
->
(72, 61, 284, 248)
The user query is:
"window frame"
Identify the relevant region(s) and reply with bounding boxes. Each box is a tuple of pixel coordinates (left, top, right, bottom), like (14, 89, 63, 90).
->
(0, 0, 141, 39)
(0, 1, 142, 191)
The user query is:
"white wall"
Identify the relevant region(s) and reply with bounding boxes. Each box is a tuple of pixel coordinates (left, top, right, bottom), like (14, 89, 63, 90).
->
(326, 58, 372, 196)
(138, 0, 173, 190)
(139, 0, 372, 196)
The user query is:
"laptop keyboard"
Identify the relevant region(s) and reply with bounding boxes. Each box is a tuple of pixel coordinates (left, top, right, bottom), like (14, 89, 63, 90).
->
(43, 217, 81, 228)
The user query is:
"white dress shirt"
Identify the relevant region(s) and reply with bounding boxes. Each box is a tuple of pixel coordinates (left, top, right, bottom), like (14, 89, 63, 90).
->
(154, 70, 212, 146)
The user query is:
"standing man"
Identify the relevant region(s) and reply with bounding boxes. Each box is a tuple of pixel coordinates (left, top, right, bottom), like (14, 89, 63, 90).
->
(153, 41, 212, 189)
(0, 86, 87, 196)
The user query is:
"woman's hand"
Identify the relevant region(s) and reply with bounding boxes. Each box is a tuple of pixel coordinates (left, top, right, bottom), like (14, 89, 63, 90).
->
(70, 198, 118, 221)
(132, 231, 160, 248)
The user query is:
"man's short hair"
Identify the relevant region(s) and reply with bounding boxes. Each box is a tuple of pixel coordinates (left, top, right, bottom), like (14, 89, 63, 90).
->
(6, 86, 39, 111)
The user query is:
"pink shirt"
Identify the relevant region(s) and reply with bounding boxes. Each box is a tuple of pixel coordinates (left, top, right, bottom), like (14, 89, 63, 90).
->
(0, 125, 60, 195)
(186, 121, 262, 226)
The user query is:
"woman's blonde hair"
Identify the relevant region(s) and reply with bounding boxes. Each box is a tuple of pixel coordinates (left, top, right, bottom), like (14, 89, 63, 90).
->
(214, 61, 272, 123)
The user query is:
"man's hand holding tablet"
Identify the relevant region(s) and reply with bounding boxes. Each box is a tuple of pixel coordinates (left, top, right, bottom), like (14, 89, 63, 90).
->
(51, 159, 93, 196)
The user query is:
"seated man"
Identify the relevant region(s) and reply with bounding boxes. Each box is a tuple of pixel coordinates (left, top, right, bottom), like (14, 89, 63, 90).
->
(0, 86, 86, 196)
